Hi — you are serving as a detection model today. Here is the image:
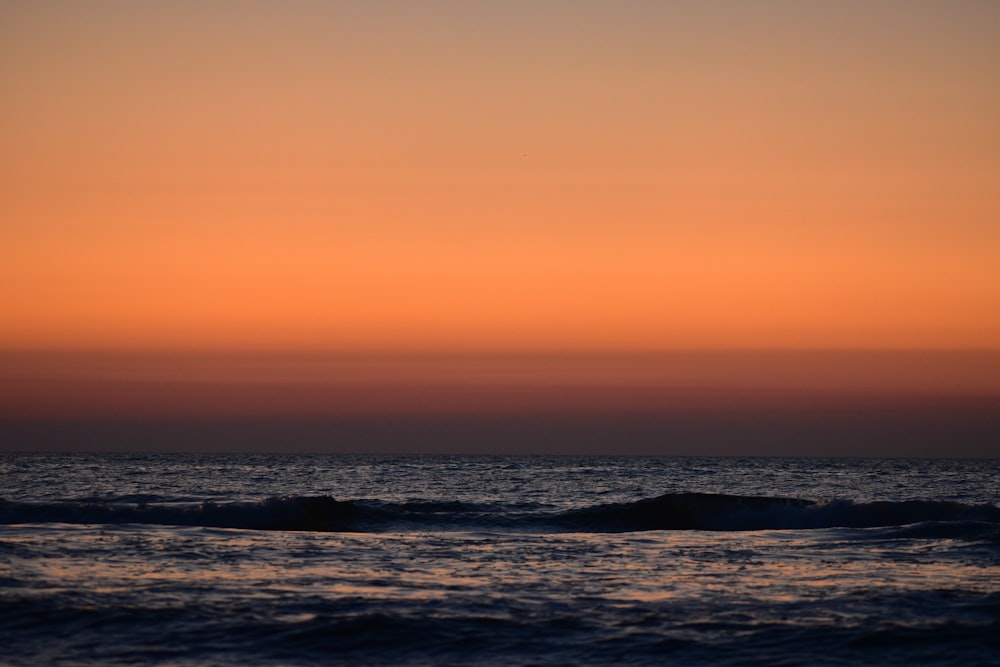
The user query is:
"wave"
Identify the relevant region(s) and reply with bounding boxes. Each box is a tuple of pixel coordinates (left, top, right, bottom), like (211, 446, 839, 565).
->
(1, 493, 998, 535)
(558, 494, 1000, 533)
(0, 496, 372, 532)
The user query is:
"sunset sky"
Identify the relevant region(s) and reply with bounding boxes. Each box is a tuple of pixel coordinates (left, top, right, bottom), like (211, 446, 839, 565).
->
(2, 2, 999, 454)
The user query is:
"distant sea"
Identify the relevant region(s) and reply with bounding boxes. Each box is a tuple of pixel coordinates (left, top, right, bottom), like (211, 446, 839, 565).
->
(2, 454, 998, 665)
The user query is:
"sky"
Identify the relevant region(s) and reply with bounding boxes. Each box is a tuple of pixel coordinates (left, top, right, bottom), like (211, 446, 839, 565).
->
(2, 1, 999, 454)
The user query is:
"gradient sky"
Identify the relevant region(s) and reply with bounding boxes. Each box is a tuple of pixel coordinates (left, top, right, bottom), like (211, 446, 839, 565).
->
(2, 2, 999, 454)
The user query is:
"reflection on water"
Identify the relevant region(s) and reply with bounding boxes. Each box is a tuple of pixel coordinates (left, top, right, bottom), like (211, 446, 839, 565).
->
(10, 524, 997, 615)
(3, 454, 997, 665)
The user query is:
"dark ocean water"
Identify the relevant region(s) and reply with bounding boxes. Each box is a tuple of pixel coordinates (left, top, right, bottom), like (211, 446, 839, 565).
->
(1, 454, 998, 665)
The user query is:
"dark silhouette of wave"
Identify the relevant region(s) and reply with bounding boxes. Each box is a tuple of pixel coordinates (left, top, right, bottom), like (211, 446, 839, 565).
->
(1, 493, 998, 536)
(558, 494, 1000, 532)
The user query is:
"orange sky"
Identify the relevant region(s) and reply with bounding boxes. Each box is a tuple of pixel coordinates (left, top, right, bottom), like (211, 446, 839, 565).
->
(2, 2, 1000, 454)
(3, 1, 999, 355)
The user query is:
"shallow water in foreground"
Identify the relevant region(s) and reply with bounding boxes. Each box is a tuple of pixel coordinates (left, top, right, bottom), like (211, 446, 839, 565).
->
(2, 454, 998, 665)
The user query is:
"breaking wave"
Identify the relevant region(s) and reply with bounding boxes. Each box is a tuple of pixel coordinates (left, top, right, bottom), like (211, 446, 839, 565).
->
(1, 493, 998, 535)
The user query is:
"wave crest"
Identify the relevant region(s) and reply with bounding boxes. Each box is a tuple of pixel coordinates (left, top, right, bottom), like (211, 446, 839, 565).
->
(2, 493, 998, 535)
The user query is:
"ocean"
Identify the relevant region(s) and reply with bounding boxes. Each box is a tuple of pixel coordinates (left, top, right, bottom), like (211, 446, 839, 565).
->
(1, 454, 998, 665)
